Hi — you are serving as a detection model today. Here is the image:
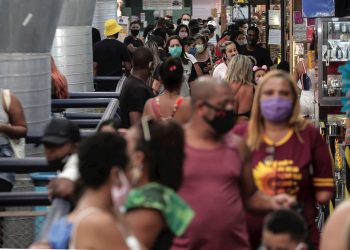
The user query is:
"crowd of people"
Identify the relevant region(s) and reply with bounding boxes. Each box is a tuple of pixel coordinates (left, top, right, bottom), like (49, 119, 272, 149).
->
(26, 14, 342, 250)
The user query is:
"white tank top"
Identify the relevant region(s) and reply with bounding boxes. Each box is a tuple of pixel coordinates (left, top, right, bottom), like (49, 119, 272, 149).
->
(69, 207, 142, 250)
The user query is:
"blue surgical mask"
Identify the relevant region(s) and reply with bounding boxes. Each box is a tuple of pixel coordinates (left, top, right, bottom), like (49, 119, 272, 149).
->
(169, 46, 182, 57)
(188, 47, 197, 56)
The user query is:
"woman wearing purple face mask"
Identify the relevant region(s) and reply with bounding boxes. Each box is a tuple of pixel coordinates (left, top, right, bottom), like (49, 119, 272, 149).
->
(233, 70, 334, 250)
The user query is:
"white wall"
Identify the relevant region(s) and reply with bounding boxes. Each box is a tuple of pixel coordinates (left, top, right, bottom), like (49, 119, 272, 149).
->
(192, 0, 221, 19)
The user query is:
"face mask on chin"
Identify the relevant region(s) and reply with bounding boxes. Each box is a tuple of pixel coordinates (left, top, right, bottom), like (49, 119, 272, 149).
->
(225, 54, 236, 62)
(203, 102, 237, 135)
(47, 155, 70, 171)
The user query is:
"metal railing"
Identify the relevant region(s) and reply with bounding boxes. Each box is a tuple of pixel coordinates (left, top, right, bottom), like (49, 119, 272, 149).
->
(51, 94, 120, 129)
(93, 76, 122, 81)
(0, 192, 49, 207)
(0, 78, 124, 246)
(69, 92, 119, 99)
(51, 98, 112, 109)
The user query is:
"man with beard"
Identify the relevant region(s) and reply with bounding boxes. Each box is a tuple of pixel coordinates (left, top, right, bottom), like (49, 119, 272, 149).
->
(170, 76, 294, 250)
(240, 26, 273, 68)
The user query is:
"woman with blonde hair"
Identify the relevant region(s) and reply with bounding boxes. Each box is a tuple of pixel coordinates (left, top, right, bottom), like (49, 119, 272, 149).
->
(233, 70, 334, 249)
(225, 54, 255, 122)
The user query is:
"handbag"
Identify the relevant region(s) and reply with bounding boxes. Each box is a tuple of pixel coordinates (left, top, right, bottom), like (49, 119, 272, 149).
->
(2, 89, 25, 158)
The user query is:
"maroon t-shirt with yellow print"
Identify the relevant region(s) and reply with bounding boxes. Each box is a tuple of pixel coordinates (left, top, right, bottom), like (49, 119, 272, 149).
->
(233, 123, 334, 249)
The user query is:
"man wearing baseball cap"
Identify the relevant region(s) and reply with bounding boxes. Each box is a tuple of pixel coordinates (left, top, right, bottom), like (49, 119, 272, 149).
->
(41, 119, 80, 199)
(30, 119, 81, 246)
(93, 19, 132, 91)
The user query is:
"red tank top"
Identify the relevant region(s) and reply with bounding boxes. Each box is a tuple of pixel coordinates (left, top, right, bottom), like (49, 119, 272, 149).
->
(151, 96, 183, 120)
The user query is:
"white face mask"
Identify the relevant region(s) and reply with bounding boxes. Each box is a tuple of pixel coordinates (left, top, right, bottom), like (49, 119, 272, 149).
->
(236, 39, 247, 46)
(182, 20, 189, 26)
(195, 44, 205, 53)
(111, 171, 131, 211)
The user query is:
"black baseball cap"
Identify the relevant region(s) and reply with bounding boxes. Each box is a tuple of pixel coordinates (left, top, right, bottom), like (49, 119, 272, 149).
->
(41, 119, 80, 146)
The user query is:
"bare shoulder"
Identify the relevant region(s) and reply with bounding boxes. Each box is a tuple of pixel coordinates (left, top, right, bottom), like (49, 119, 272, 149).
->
(127, 208, 163, 226)
(324, 201, 350, 228)
(144, 97, 153, 108)
(78, 211, 115, 229)
(143, 97, 155, 117)
(177, 97, 192, 124)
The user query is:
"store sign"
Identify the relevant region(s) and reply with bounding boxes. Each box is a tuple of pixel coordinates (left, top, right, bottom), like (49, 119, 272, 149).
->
(143, 0, 183, 10)
(268, 10, 281, 26)
(294, 24, 307, 42)
(140, 13, 146, 22)
(294, 11, 304, 25)
(302, 0, 335, 17)
(268, 29, 281, 45)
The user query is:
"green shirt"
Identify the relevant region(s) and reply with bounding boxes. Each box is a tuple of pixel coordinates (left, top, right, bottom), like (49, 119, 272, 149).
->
(125, 182, 194, 236)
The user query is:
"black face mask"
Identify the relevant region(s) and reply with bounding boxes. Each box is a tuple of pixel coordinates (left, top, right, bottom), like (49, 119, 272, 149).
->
(247, 37, 258, 46)
(48, 155, 69, 171)
(203, 102, 237, 135)
(131, 29, 139, 36)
